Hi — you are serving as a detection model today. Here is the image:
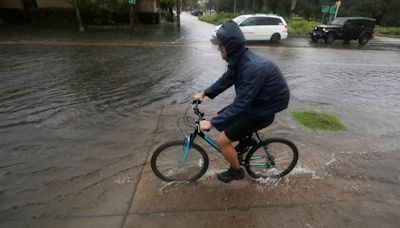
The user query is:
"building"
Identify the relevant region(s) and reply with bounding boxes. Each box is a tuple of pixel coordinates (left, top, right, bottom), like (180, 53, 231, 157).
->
(0, 0, 159, 24)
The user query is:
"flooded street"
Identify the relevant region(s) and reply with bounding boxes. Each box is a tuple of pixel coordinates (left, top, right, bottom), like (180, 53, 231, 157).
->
(1, 13, 400, 227)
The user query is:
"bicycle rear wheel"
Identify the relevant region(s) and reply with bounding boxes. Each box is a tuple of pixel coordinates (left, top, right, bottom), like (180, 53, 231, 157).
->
(245, 138, 298, 178)
(151, 140, 209, 182)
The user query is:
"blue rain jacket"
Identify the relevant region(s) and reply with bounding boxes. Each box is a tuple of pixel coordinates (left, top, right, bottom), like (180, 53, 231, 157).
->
(205, 21, 290, 131)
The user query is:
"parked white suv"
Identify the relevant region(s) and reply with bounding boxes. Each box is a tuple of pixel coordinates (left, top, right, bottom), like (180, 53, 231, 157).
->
(212, 14, 288, 43)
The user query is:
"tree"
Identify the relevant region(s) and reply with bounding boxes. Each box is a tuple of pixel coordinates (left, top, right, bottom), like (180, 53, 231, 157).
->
(290, 0, 297, 17)
(65, 0, 84, 31)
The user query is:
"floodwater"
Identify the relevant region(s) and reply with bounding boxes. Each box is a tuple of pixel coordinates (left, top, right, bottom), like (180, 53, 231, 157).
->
(1, 12, 400, 225)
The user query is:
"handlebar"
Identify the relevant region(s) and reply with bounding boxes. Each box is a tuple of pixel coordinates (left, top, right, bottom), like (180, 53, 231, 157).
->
(192, 100, 205, 122)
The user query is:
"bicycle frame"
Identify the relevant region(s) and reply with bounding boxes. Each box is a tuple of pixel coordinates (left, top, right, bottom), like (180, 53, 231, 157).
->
(180, 126, 220, 165)
(180, 124, 273, 168)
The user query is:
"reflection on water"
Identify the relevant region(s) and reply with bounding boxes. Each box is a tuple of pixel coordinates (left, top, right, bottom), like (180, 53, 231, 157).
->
(0, 12, 400, 220)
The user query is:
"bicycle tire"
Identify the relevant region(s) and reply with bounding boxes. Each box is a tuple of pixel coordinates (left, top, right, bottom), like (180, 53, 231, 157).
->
(245, 138, 298, 178)
(151, 140, 209, 182)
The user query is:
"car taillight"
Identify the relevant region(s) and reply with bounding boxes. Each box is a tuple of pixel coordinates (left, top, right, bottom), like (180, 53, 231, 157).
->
(284, 24, 288, 30)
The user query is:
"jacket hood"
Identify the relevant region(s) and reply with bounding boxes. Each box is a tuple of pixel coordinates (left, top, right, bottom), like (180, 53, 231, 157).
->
(215, 21, 246, 67)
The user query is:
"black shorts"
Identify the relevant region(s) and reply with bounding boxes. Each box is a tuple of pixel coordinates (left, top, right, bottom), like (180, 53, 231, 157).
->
(224, 115, 275, 142)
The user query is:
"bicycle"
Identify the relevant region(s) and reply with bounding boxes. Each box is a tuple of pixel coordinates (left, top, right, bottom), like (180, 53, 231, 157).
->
(151, 100, 299, 182)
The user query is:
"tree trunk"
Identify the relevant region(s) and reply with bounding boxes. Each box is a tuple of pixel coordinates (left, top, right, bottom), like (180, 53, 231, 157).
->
(290, 0, 297, 17)
(262, 0, 269, 13)
(176, 0, 181, 27)
(245, 0, 251, 13)
(72, 0, 84, 31)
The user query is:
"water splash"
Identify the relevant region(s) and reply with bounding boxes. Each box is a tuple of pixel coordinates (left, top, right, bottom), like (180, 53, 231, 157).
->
(325, 153, 339, 166)
(255, 176, 285, 191)
(198, 168, 225, 181)
(289, 163, 322, 180)
(158, 180, 190, 195)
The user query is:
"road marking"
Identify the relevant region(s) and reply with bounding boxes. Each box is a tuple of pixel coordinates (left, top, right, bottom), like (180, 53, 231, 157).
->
(1, 41, 399, 68)
(1, 40, 398, 53)
(202, 53, 219, 56)
(292, 61, 400, 68)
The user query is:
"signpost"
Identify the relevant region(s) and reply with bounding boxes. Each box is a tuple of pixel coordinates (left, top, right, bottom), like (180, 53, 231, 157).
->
(322, 1, 342, 23)
(330, 6, 337, 14)
(128, 0, 137, 31)
(321, 5, 330, 13)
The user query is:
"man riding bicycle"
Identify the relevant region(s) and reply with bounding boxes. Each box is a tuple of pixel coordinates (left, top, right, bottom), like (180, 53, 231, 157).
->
(194, 21, 290, 183)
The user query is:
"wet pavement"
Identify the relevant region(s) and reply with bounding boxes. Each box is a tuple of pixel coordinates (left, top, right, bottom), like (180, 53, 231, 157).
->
(1, 12, 400, 227)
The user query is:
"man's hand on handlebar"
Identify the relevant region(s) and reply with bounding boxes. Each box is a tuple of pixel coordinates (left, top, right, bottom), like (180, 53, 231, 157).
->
(193, 91, 205, 101)
(200, 120, 213, 131)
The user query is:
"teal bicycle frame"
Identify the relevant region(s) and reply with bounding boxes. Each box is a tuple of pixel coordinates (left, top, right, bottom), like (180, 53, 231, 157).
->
(180, 125, 273, 169)
(180, 128, 220, 166)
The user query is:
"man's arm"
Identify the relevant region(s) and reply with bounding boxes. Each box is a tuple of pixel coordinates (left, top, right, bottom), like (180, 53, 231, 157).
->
(204, 69, 234, 99)
(211, 65, 266, 130)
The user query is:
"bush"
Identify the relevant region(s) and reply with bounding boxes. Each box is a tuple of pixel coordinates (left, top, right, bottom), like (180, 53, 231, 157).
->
(29, 8, 77, 25)
(0, 9, 26, 24)
(377, 26, 400, 35)
(199, 12, 239, 25)
(286, 18, 320, 35)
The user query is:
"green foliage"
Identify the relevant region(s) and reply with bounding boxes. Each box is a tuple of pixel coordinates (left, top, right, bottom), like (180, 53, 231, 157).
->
(290, 109, 347, 131)
(79, 0, 129, 25)
(25, 1, 129, 25)
(199, 12, 239, 25)
(207, 0, 400, 27)
(29, 8, 77, 25)
(322, 0, 399, 26)
(295, 0, 324, 19)
(377, 26, 400, 35)
(286, 18, 320, 35)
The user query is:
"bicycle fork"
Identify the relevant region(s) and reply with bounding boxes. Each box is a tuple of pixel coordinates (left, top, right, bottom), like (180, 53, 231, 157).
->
(179, 135, 192, 167)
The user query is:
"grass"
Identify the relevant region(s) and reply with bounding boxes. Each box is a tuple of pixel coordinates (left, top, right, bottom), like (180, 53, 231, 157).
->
(377, 26, 400, 35)
(290, 109, 347, 131)
(198, 14, 320, 35)
(199, 13, 400, 36)
(198, 12, 239, 25)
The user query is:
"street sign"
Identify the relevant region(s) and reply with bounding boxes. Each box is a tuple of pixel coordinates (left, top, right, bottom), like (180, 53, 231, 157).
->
(321, 5, 330, 13)
(330, 6, 337, 14)
(128, 0, 136, 4)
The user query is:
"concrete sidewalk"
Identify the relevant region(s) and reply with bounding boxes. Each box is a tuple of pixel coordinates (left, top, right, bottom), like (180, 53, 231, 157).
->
(122, 105, 400, 228)
(3, 105, 399, 228)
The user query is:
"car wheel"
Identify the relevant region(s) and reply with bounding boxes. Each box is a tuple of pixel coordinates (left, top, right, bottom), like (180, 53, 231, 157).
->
(324, 32, 335, 44)
(358, 34, 371, 45)
(310, 35, 318, 42)
(270, 33, 281, 44)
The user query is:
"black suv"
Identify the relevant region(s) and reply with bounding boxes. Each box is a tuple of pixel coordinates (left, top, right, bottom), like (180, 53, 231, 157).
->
(191, 10, 203, 16)
(310, 17, 376, 45)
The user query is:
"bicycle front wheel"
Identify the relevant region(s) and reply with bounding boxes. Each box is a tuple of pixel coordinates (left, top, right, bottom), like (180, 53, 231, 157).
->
(245, 138, 298, 178)
(151, 140, 209, 182)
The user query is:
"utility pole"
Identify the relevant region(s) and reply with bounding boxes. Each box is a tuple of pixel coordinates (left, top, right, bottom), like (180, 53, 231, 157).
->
(334, 1, 341, 18)
(234, 0, 237, 13)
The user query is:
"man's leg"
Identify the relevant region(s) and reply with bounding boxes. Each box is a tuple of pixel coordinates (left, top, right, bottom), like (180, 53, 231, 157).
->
(215, 131, 244, 183)
(216, 132, 240, 169)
